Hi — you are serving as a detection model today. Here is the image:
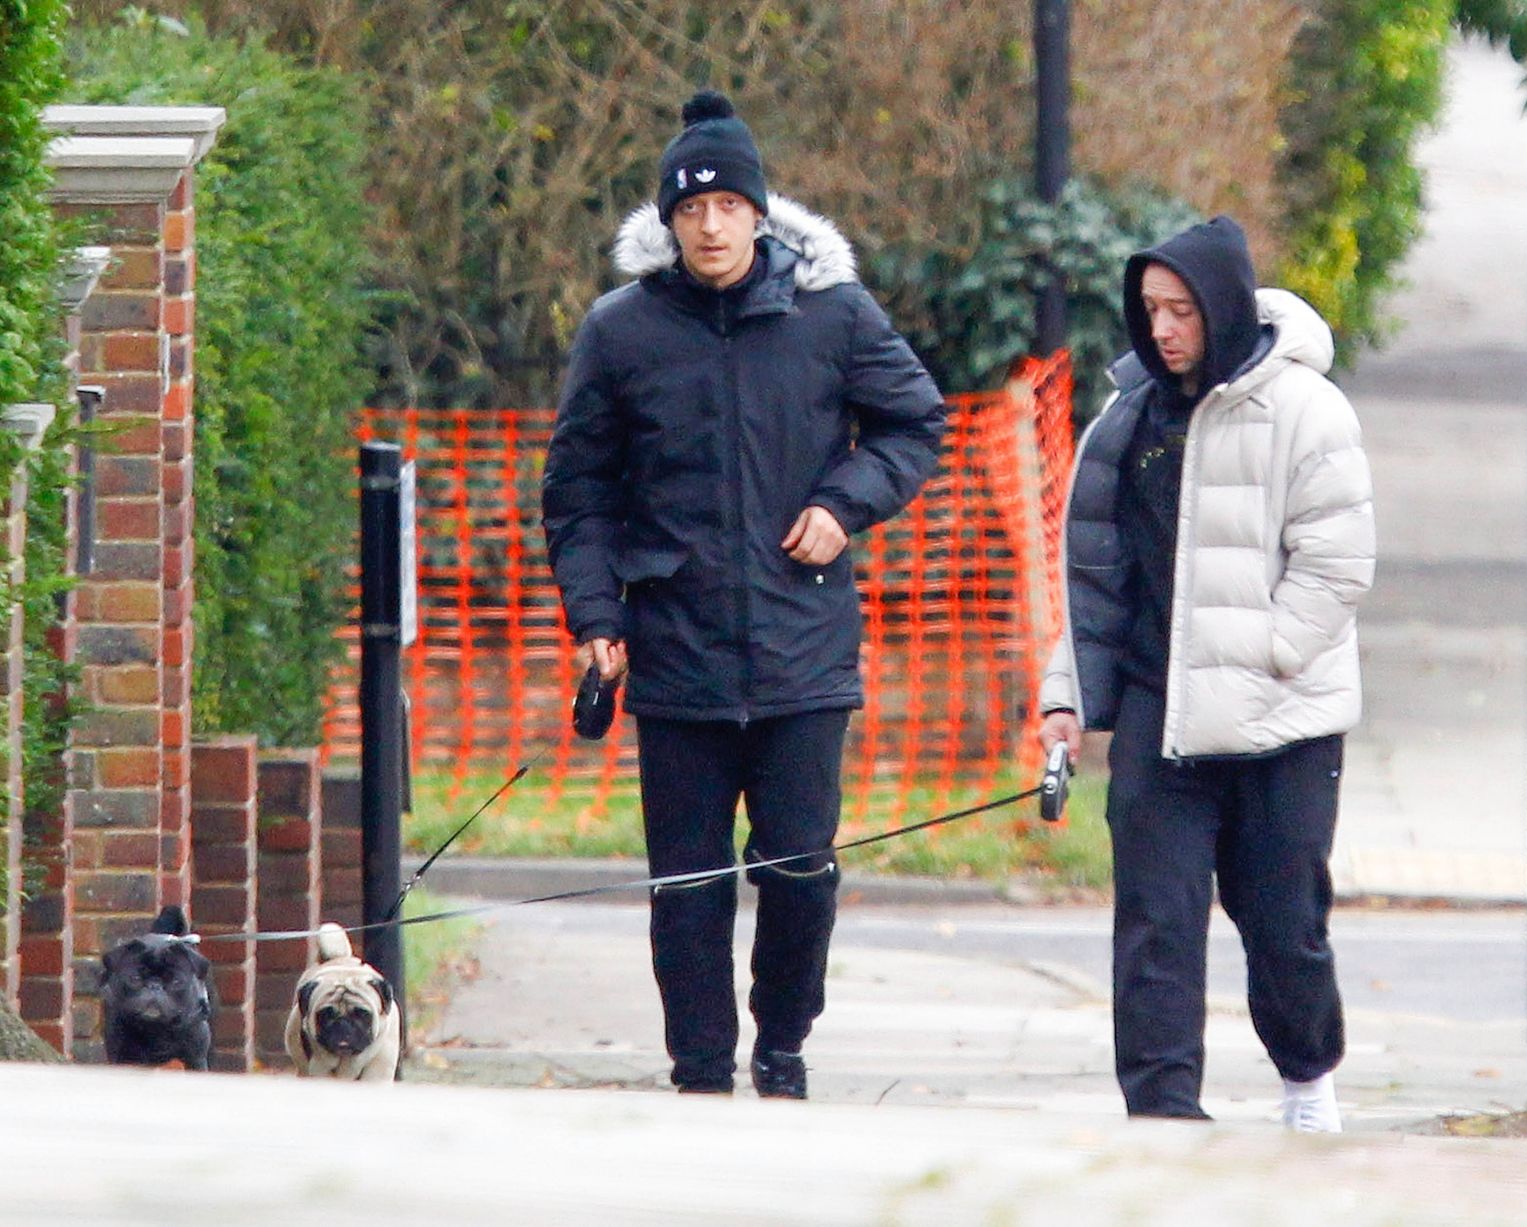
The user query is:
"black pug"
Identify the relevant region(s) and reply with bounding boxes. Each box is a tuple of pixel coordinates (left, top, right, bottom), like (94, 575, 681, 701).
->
(99, 904, 215, 1070)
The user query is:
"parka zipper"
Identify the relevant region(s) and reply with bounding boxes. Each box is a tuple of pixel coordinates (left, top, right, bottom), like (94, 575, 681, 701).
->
(718, 299, 752, 728)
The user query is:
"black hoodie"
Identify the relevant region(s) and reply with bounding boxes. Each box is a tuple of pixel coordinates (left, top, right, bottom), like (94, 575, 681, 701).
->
(1123, 214, 1262, 394)
(1116, 215, 1267, 694)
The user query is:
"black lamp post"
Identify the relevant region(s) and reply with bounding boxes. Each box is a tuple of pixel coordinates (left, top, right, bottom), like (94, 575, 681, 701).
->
(1034, 0, 1071, 356)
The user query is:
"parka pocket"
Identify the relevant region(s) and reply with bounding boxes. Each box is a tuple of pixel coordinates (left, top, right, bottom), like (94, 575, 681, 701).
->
(613, 548, 687, 585)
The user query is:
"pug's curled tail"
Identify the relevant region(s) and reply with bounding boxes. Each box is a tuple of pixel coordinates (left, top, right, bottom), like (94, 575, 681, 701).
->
(316, 922, 355, 962)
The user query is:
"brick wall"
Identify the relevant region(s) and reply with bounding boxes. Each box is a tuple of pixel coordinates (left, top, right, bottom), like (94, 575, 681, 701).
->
(319, 768, 365, 957)
(189, 736, 257, 1072)
(254, 751, 322, 1069)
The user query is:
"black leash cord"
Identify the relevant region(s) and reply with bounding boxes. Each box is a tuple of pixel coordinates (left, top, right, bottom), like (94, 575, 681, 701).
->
(197, 782, 1044, 945)
(382, 745, 550, 922)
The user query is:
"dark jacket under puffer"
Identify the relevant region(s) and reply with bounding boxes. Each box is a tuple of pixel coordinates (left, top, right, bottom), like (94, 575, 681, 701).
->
(542, 194, 946, 722)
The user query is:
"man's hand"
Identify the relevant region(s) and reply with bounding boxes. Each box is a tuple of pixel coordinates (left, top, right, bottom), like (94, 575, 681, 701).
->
(1038, 710, 1081, 764)
(782, 505, 848, 566)
(576, 636, 628, 682)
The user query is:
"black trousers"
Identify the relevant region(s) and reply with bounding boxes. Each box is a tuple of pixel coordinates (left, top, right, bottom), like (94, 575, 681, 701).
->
(1105, 685, 1346, 1118)
(635, 710, 849, 1090)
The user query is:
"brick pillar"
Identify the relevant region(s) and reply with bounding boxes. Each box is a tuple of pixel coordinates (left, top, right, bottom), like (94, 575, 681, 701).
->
(59, 179, 172, 1060)
(160, 167, 196, 915)
(190, 735, 257, 1072)
(0, 405, 57, 1008)
(319, 768, 365, 953)
(18, 250, 111, 1054)
(43, 107, 225, 1060)
(254, 750, 321, 1069)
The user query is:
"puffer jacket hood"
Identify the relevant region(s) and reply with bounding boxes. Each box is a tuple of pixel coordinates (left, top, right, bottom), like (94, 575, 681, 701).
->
(1108, 286, 1337, 407)
(612, 192, 858, 292)
(1124, 215, 1261, 395)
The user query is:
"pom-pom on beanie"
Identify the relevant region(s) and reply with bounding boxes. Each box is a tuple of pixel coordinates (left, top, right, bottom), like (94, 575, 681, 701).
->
(656, 89, 769, 225)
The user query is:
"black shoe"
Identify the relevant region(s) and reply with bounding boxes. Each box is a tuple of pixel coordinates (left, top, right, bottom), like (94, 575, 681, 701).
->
(674, 1062, 732, 1092)
(673, 1070, 734, 1095)
(750, 1046, 807, 1100)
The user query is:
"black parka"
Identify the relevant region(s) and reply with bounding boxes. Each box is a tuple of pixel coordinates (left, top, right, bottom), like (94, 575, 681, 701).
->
(542, 195, 946, 722)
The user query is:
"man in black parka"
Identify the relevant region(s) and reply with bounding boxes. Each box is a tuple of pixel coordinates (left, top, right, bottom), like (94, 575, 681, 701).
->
(542, 90, 945, 1097)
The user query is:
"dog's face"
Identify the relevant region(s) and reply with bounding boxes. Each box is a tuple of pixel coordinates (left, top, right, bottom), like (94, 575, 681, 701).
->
(298, 974, 393, 1060)
(100, 934, 213, 1068)
(285, 922, 401, 1080)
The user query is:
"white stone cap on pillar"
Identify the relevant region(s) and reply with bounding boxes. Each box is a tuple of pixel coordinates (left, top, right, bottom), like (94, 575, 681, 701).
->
(1, 405, 58, 450)
(46, 135, 200, 202)
(59, 246, 113, 313)
(42, 104, 226, 164)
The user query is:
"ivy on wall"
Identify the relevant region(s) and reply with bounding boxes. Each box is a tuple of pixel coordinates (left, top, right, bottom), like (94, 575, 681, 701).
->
(0, 0, 79, 887)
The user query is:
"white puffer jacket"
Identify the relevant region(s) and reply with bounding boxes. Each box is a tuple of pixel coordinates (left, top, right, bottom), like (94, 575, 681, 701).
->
(1040, 288, 1376, 758)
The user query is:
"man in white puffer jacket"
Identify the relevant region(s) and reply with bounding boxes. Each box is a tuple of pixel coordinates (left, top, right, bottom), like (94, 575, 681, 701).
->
(1038, 216, 1375, 1131)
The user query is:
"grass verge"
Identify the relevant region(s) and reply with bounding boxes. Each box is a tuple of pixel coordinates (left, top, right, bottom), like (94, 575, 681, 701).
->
(404, 763, 1113, 891)
(401, 885, 483, 1040)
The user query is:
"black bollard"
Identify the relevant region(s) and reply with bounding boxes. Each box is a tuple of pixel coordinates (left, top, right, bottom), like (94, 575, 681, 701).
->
(358, 441, 416, 1062)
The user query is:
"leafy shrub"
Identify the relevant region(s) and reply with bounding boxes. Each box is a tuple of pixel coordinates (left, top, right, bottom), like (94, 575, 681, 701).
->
(65, 15, 374, 745)
(66, 1, 1304, 400)
(0, 1, 65, 422)
(870, 177, 1201, 416)
(67, 2, 1517, 395)
(1275, 0, 1453, 356)
(1071, 0, 1307, 270)
(1456, 0, 1527, 62)
(77, 1, 1045, 407)
(0, 2, 78, 863)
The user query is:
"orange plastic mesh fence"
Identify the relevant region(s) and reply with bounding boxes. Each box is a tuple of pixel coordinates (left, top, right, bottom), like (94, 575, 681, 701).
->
(322, 351, 1074, 834)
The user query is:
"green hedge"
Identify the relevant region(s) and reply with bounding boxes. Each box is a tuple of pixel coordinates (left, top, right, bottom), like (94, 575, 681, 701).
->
(1456, 0, 1527, 60)
(0, 2, 64, 423)
(0, 2, 78, 870)
(65, 14, 374, 745)
(1275, 1, 1453, 357)
(869, 177, 1201, 417)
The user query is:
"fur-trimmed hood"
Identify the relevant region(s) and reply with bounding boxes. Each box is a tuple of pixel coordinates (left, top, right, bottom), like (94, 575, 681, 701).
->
(612, 192, 858, 292)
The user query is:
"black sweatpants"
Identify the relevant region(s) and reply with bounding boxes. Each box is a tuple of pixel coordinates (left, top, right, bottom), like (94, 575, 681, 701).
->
(635, 710, 849, 1090)
(1105, 684, 1346, 1118)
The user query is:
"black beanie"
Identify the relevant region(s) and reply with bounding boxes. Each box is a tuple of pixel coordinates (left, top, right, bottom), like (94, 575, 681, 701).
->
(657, 90, 769, 225)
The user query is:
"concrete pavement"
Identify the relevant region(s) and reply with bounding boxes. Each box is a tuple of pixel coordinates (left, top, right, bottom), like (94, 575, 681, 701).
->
(405, 888, 1527, 1135)
(1321, 33, 1527, 904)
(1329, 387, 1525, 902)
(5, 1057, 1527, 1226)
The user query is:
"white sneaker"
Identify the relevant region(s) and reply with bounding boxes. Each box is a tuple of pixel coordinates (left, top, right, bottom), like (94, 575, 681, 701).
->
(1281, 1072, 1343, 1133)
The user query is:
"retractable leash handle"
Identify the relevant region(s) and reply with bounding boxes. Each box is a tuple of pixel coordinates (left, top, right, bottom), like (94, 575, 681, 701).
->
(1039, 741, 1071, 823)
(573, 662, 621, 740)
